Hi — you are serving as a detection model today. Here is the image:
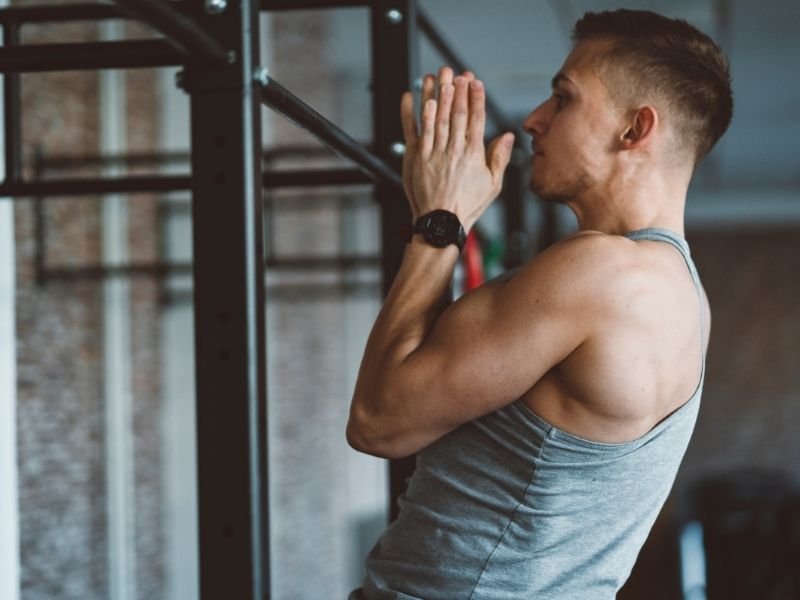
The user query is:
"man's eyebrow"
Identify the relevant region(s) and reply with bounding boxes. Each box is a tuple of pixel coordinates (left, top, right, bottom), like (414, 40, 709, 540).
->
(551, 72, 574, 89)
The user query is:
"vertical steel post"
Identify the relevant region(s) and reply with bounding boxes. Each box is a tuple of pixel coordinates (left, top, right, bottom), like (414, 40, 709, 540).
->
(502, 148, 528, 269)
(370, 0, 418, 522)
(2, 21, 21, 184)
(182, 0, 269, 597)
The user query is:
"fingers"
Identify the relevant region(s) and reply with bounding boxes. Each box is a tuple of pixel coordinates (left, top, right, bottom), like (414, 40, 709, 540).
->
(448, 76, 469, 152)
(417, 67, 485, 155)
(468, 80, 486, 149)
(420, 97, 436, 157)
(400, 91, 418, 147)
(434, 82, 454, 152)
(437, 65, 454, 87)
(420, 74, 436, 125)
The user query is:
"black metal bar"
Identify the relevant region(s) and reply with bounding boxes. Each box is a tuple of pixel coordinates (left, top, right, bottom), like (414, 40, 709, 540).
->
(42, 263, 182, 280)
(0, 175, 192, 197)
(32, 149, 46, 286)
(0, 39, 183, 73)
(185, 0, 268, 596)
(0, 3, 125, 25)
(265, 254, 379, 269)
(260, 0, 368, 10)
(260, 76, 403, 190)
(502, 150, 528, 269)
(36, 254, 380, 283)
(166, 281, 382, 305)
(39, 150, 191, 170)
(0, 168, 374, 198)
(416, 6, 516, 133)
(371, 0, 418, 523)
(111, 0, 232, 65)
(34, 145, 348, 170)
(265, 168, 372, 187)
(3, 22, 21, 184)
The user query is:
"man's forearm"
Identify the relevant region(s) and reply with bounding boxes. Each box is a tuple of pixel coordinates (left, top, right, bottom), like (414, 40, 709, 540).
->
(347, 237, 458, 451)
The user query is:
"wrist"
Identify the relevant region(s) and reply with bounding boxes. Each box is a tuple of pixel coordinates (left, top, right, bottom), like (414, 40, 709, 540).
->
(407, 209, 467, 253)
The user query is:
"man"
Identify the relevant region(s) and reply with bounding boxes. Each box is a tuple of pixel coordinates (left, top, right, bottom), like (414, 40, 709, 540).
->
(347, 9, 732, 599)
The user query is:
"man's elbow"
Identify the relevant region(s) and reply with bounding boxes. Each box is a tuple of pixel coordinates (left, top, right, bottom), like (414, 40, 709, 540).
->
(346, 407, 413, 460)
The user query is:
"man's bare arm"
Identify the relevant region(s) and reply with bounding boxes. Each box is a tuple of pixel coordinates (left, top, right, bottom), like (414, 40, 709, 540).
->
(346, 67, 601, 458)
(348, 225, 616, 458)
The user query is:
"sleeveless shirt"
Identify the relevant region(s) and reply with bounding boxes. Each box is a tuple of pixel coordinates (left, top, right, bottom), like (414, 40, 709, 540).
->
(352, 228, 706, 600)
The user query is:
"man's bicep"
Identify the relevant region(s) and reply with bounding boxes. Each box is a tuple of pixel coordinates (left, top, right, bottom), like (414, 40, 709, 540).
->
(398, 269, 580, 429)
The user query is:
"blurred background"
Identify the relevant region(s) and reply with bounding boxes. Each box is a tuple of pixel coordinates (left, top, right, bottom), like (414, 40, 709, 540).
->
(1, 0, 798, 598)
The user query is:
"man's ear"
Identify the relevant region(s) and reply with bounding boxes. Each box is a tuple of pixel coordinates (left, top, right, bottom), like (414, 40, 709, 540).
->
(620, 106, 658, 149)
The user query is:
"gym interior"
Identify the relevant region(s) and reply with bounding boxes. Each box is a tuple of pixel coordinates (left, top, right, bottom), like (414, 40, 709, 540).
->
(0, 0, 798, 598)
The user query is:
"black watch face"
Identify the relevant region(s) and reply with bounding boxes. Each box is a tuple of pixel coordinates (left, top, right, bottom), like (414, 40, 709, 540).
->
(422, 210, 461, 247)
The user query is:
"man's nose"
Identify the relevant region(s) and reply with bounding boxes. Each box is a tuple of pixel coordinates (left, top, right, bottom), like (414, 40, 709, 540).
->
(522, 100, 550, 137)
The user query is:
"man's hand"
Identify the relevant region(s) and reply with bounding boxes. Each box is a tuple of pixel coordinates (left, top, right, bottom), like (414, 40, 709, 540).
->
(400, 67, 516, 232)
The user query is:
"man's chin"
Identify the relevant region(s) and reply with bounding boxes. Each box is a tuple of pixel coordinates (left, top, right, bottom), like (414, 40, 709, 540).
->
(530, 180, 568, 204)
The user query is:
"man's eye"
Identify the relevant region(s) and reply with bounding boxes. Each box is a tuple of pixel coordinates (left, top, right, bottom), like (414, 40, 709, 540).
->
(552, 93, 566, 108)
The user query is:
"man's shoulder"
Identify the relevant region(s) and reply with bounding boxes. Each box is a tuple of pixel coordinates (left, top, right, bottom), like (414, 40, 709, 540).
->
(514, 230, 644, 299)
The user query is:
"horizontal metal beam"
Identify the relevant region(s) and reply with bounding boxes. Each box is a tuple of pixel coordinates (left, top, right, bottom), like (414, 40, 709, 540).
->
(417, 6, 517, 133)
(260, 76, 403, 190)
(0, 3, 125, 25)
(111, 0, 232, 65)
(34, 145, 342, 170)
(266, 168, 373, 187)
(38, 255, 380, 281)
(0, 175, 191, 197)
(0, 39, 183, 73)
(0, 168, 374, 198)
(260, 0, 368, 11)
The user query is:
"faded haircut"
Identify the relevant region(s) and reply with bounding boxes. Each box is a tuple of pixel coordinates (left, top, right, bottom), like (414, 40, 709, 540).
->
(573, 9, 733, 163)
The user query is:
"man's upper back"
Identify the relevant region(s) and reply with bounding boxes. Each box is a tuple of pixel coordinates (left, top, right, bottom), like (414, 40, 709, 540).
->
(521, 228, 710, 444)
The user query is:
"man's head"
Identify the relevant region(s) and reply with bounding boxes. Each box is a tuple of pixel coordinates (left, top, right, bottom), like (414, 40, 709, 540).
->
(573, 9, 733, 163)
(524, 9, 733, 206)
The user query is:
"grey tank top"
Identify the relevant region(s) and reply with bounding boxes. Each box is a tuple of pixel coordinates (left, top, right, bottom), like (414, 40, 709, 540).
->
(353, 228, 706, 600)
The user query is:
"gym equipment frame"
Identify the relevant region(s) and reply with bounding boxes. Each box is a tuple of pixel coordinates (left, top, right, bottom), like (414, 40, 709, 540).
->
(0, 1, 527, 597)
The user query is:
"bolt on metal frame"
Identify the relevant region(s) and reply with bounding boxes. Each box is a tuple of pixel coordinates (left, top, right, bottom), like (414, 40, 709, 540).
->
(0, 0, 529, 596)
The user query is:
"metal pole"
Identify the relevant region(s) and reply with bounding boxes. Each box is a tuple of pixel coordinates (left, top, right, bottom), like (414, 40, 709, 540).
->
(0, 39, 183, 73)
(0, 3, 125, 25)
(260, 0, 368, 10)
(0, 175, 191, 197)
(2, 22, 20, 184)
(502, 151, 529, 269)
(260, 76, 403, 190)
(183, 0, 268, 596)
(371, 0, 418, 523)
(111, 0, 232, 65)
(0, 168, 377, 198)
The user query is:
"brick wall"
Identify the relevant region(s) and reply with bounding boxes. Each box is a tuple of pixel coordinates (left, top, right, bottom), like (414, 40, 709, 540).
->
(14, 17, 164, 600)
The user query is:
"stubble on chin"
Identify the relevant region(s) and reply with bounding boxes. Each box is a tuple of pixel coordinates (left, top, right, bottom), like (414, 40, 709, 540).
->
(530, 171, 593, 205)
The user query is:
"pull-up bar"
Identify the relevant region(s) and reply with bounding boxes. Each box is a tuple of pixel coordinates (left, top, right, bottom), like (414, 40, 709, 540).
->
(260, 74, 404, 191)
(111, 0, 232, 65)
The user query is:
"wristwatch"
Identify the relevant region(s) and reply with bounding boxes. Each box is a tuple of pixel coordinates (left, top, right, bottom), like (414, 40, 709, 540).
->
(411, 210, 467, 253)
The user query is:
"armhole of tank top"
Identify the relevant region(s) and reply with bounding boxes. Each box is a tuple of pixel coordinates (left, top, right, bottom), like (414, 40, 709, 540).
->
(625, 229, 706, 394)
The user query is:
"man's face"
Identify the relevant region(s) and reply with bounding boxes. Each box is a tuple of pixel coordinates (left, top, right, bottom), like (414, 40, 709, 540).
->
(522, 40, 623, 204)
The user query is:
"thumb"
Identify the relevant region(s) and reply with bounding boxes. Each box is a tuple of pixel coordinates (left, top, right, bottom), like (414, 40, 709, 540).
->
(487, 132, 515, 181)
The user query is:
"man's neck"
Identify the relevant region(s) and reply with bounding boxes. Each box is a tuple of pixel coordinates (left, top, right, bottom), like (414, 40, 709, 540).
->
(566, 167, 690, 236)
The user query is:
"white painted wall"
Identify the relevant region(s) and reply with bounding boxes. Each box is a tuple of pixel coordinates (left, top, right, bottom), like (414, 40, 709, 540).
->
(0, 170, 20, 600)
(0, 0, 21, 592)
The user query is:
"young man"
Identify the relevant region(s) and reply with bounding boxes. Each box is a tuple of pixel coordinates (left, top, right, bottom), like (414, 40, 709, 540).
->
(347, 9, 732, 599)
